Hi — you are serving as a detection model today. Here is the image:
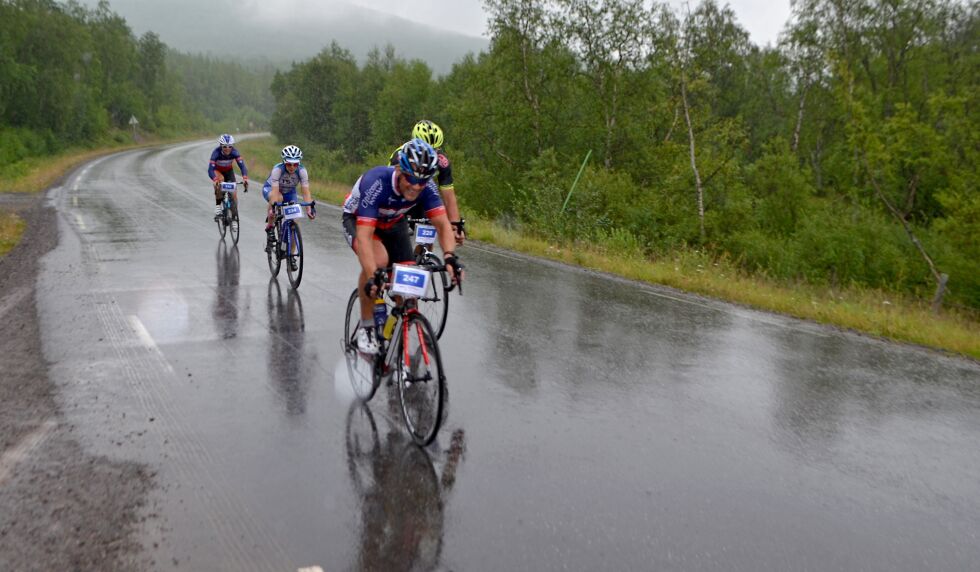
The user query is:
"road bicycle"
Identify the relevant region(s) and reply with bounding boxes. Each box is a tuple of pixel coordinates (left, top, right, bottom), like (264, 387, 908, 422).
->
(215, 181, 245, 244)
(267, 200, 315, 289)
(343, 262, 458, 446)
(404, 217, 465, 339)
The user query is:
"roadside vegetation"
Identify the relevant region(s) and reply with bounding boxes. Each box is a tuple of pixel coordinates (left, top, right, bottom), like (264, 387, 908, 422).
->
(0, 212, 24, 257)
(238, 136, 980, 359)
(258, 0, 979, 358)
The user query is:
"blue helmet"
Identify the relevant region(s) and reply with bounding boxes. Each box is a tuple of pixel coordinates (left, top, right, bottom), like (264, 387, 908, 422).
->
(218, 134, 235, 146)
(397, 138, 438, 181)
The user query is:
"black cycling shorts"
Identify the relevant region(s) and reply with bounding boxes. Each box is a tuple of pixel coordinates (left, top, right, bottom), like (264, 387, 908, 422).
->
(342, 213, 414, 264)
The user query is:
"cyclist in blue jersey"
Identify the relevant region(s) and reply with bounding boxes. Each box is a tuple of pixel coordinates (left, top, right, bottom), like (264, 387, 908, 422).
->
(263, 145, 314, 252)
(344, 138, 464, 354)
(208, 134, 249, 221)
(388, 120, 465, 245)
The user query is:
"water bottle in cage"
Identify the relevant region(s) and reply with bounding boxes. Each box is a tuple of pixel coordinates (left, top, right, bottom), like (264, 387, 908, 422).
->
(373, 297, 387, 334)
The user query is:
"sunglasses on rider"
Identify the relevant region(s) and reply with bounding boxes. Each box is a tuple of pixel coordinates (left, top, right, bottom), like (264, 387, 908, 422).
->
(221, 145, 232, 150)
(402, 172, 430, 187)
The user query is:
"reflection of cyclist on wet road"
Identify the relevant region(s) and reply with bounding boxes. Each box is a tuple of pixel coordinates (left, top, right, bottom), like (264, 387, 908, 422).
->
(266, 279, 309, 415)
(212, 242, 241, 340)
(345, 403, 465, 571)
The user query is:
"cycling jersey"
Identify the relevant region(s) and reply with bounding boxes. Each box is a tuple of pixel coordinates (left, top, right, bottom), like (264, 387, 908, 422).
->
(388, 148, 454, 192)
(343, 166, 445, 230)
(262, 162, 309, 202)
(208, 146, 248, 180)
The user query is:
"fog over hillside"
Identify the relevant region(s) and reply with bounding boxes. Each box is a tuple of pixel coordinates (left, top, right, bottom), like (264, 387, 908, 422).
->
(80, 0, 489, 74)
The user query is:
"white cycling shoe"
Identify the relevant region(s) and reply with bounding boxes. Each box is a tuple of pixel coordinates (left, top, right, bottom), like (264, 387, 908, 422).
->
(213, 205, 222, 221)
(355, 327, 379, 355)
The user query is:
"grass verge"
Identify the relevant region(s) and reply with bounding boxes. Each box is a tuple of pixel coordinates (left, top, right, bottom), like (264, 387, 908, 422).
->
(239, 136, 980, 360)
(0, 132, 210, 195)
(0, 211, 25, 257)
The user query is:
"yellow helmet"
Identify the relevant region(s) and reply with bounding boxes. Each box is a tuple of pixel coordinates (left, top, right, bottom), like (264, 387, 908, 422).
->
(412, 120, 444, 149)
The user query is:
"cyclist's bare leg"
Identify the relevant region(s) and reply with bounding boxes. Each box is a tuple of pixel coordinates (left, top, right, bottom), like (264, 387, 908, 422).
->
(266, 188, 283, 229)
(357, 238, 390, 322)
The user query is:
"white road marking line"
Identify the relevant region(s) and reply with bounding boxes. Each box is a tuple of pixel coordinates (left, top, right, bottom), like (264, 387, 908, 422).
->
(74, 212, 87, 231)
(128, 315, 175, 374)
(0, 420, 57, 486)
(0, 286, 30, 320)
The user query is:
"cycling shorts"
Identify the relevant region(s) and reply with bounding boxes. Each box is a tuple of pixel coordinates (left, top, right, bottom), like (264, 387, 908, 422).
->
(342, 213, 413, 264)
(263, 184, 298, 204)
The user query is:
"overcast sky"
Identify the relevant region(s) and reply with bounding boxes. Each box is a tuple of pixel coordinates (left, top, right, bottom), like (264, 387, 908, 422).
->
(341, 0, 794, 47)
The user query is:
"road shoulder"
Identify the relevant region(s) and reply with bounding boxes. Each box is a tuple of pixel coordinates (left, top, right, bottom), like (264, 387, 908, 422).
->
(0, 192, 153, 571)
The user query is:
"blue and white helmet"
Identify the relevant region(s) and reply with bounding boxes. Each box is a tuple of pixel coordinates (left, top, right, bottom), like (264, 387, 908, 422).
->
(218, 133, 235, 146)
(281, 145, 303, 164)
(397, 138, 438, 181)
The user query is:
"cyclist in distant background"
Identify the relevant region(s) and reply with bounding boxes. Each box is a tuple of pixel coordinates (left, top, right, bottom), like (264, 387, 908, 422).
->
(388, 120, 465, 245)
(263, 145, 314, 252)
(208, 133, 249, 221)
(346, 138, 464, 354)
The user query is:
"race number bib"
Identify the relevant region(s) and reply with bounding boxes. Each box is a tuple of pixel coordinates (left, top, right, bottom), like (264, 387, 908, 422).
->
(390, 264, 430, 298)
(220, 182, 237, 192)
(282, 203, 304, 220)
(414, 224, 437, 245)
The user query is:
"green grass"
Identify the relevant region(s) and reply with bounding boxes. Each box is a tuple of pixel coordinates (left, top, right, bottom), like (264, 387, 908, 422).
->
(0, 211, 25, 257)
(0, 132, 210, 195)
(240, 136, 980, 360)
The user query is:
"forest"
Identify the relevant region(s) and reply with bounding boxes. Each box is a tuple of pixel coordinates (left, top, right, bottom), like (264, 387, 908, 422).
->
(269, 0, 979, 311)
(0, 0, 274, 173)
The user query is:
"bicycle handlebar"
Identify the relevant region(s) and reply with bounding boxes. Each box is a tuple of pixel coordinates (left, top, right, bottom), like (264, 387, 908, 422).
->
(272, 200, 316, 207)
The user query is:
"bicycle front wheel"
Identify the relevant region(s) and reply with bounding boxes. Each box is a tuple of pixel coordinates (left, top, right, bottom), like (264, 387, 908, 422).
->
(396, 313, 445, 446)
(267, 224, 282, 277)
(230, 212, 240, 245)
(417, 253, 450, 339)
(217, 209, 227, 239)
(286, 221, 303, 289)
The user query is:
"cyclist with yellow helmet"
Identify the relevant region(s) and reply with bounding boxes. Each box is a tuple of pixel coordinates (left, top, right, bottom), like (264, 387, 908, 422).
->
(389, 120, 465, 245)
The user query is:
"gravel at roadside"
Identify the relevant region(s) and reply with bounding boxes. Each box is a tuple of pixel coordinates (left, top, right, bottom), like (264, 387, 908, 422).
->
(0, 192, 153, 571)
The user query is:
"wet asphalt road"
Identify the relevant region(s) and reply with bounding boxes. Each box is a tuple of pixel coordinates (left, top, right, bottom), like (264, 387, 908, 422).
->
(36, 140, 980, 571)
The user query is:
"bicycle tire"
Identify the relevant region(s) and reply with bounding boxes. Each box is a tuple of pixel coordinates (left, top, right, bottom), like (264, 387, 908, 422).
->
(396, 313, 445, 446)
(286, 221, 303, 289)
(344, 288, 360, 351)
(344, 289, 381, 401)
(217, 209, 227, 239)
(230, 211, 240, 245)
(267, 220, 282, 277)
(416, 253, 450, 339)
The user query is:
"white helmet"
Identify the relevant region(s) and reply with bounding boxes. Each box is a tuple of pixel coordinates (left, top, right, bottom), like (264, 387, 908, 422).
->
(218, 134, 235, 146)
(281, 145, 303, 164)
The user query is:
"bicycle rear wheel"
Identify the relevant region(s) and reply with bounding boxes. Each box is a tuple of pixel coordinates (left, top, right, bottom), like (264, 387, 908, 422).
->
(417, 253, 450, 339)
(396, 313, 445, 446)
(286, 221, 303, 289)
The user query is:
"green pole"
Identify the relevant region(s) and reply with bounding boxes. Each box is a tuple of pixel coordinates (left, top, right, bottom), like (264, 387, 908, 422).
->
(561, 149, 592, 214)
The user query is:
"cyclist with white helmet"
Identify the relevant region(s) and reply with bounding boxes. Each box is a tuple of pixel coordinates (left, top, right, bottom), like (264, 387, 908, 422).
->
(388, 120, 465, 245)
(208, 133, 249, 221)
(263, 145, 314, 251)
(344, 138, 464, 354)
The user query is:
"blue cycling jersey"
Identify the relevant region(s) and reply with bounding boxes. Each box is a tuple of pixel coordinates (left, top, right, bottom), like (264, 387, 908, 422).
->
(208, 146, 248, 180)
(343, 166, 445, 230)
